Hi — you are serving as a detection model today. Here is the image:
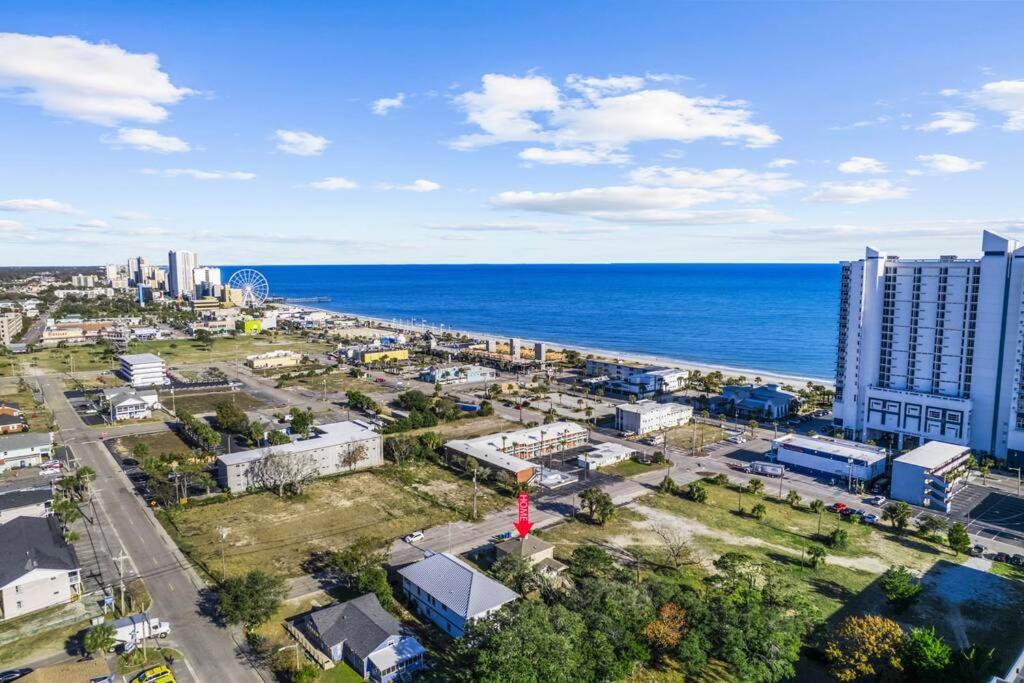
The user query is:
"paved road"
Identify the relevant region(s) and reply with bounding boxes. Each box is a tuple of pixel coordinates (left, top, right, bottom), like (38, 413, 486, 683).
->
(36, 374, 260, 683)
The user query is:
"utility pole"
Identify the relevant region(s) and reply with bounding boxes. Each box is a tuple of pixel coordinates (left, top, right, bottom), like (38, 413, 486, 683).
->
(447, 522, 452, 553)
(1010, 466, 1022, 497)
(472, 470, 478, 520)
(113, 549, 129, 615)
(218, 527, 229, 577)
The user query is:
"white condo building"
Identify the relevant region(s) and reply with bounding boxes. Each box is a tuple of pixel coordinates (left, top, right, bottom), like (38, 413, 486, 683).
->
(168, 250, 198, 298)
(833, 231, 1024, 466)
(118, 353, 168, 387)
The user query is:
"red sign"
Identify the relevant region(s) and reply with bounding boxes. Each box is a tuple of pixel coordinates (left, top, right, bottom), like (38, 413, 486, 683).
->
(514, 491, 533, 538)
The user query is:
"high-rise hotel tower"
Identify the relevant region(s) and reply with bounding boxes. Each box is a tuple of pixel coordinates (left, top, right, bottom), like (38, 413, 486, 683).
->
(833, 231, 1024, 465)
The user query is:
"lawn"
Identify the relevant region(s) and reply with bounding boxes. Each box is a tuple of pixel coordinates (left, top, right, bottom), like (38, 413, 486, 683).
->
(392, 414, 520, 441)
(64, 374, 125, 390)
(137, 335, 333, 366)
(0, 379, 54, 431)
(0, 604, 90, 667)
(277, 371, 384, 396)
(664, 422, 728, 451)
(600, 458, 671, 478)
(162, 389, 268, 415)
(992, 560, 1024, 582)
(161, 461, 512, 577)
(115, 430, 193, 458)
(18, 345, 118, 373)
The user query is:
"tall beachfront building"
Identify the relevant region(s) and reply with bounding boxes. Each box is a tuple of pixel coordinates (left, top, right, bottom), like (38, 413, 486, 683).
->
(167, 250, 198, 298)
(833, 231, 1024, 466)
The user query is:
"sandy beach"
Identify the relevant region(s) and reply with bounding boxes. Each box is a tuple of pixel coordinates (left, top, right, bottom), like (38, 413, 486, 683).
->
(285, 303, 834, 390)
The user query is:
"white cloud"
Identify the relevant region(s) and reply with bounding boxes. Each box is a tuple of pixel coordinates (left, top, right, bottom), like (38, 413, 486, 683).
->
(837, 156, 888, 174)
(372, 93, 405, 115)
(0, 33, 193, 125)
(426, 221, 626, 235)
(806, 180, 910, 204)
(918, 111, 977, 134)
(400, 179, 441, 192)
(519, 147, 631, 165)
(628, 166, 804, 195)
(491, 185, 786, 225)
(144, 168, 256, 180)
(451, 73, 779, 154)
(916, 153, 985, 173)
(829, 115, 891, 131)
(114, 210, 151, 220)
(310, 176, 358, 190)
(767, 158, 797, 168)
(939, 88, 960, 97)
(0, 198, 76, 213)
(76, 219, 110, 229)
(105, 127, 191, 153)
(970, 80, 1024, 131)
(0, 219, 21, 232)
(274, 129, 330, 156)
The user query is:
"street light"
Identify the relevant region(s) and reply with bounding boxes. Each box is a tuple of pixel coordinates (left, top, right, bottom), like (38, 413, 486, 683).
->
(1010, 466, 1022, 497)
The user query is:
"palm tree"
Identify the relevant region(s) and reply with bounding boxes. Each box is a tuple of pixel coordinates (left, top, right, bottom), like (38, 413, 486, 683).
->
(746, 478, 764, 496)
(83, 623, 116, 657)
(786, 489, 802, 509)
(751, 503, 767, 521)
(807, 544, 827, 569)
(809, 499, 825, 535)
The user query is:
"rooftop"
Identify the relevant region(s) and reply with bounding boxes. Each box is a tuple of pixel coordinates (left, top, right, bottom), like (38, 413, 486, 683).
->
(0, 431, 53, 451)
(0, 486, 52, 512)
(0, 516, 78, 589)
(305, 593, 404, 660)
(617, 399, 688, 415)
(218, 420, 378, 467)
(398, 551, 518, 619)
(774, 433, 887, 463)
(894, 440, 971, 470)
(119, 353, 164, 365)
(495, 535, 554, 557)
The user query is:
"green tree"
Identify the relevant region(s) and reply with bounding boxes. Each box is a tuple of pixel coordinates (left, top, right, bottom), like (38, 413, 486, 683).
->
(828, 528, 849, 549)
(244, 420, 264, 447)
(917, 514, 948, 540)
(947, 522, 971, 557)
(903, 627, 952, 677)
(746, 478, 764, 496)
(580, 488, 615, 525)
(825, 614, 904, 682)
(806, 544, 827, 569)
(357, 565, 394, 610)
(880, 565, 923, 612)
(809, 499, 826, 536)
(883, 501, 913, 533)
(490, 554, 545, 595)
(686, 481, 709, 503)
(266, 429, 290, 446)
(217, 570, 287, 631)
(751, 503, 767, 521)
(83, 622, 116, 657)
(288, 407, 315, 438)
(215, 401, 248, 433)
(569, 545, 614, 580)
(786, 489, 802, 508)
(658, 475, 678, 495)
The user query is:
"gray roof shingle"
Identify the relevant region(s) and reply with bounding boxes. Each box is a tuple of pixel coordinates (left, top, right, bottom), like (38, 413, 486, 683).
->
(306, 593, 401, 661)
(0, 516, 78, 588)
(0, 487, 52, 512)
(398, 552, 518, 619)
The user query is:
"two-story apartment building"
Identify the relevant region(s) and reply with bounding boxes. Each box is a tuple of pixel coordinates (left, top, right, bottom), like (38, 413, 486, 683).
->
(0, 516, 81, 620)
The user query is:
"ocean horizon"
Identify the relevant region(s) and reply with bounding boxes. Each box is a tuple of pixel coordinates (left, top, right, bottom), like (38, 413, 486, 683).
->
(223, 264, 841, 381)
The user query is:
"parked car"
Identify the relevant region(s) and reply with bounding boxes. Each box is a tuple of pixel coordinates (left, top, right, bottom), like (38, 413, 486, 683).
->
(1011, 555, 1024, 567)
(994, 552, 1013, 564)
(861, 513, 879, 525)
(132, 665, 175, 683)
(868, 495, 886, 506)
(828, 502, 848, 513)
(0, 669, 32, 683)
(403, 531, 424, 543)
(374, 378, 387, 384)
(968, 544, 987, 557)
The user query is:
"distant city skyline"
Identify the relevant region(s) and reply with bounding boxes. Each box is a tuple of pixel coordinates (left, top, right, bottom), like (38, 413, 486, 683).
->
(2, 2, 1024, 265)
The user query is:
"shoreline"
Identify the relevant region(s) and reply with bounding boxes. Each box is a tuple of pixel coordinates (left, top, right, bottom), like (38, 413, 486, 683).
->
(283, 303, 834, 390)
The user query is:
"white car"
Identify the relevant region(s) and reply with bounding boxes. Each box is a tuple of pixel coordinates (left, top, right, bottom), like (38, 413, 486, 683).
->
(403, 531, 424, 544)
(861, 513, 879, 525)
(869, 495, 886, 506)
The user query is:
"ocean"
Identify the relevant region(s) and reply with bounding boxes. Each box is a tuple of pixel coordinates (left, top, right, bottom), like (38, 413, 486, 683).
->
(223, 264, 841, 381)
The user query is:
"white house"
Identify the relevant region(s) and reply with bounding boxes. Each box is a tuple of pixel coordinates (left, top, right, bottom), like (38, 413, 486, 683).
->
(0, 432, 53, 473)
(771, 434, 887, 483)
(118, 353, 168, 388)
(0, 517, 81, 620)
(398, 551, 518, 638)
(0, 487, 53, 523)
(576, 442, 637, 469)
(102, 387, 160, 421)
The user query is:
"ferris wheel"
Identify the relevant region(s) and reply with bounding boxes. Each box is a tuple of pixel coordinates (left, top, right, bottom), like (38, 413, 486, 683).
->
(227, 268, 270, 307)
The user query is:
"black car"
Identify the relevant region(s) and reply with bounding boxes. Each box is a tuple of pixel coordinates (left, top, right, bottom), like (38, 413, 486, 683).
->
(1011, 555, 1024, 567)
(0, 669, 33, 682)
(839, 507, 857, 518)
(994, 552, 1012, 563)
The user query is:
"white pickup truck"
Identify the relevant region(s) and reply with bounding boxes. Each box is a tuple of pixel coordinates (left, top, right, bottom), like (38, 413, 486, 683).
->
(107, 614, 171, 647)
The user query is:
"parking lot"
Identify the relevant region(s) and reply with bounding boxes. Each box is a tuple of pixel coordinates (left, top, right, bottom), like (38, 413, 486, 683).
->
(950, 484, 1024, 546)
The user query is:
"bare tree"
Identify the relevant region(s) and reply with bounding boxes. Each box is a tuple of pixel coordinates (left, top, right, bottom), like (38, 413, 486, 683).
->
(340, 443, 368, 471)
(651, 525, 699, 569)
(253, 450, 319, 496)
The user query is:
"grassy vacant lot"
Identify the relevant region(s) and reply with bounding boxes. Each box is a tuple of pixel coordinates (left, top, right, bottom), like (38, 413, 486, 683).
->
(541, 482, 1024, 677)
(115, 430, 193, 457)
(163, 389, 268, 414)
(600, 458, 671, 478)
(18, 345, 117, 373)
(140, 335, 334, 366)
(394, 414, 520, 441)
(64, 374, 125, 390)
(0, 380, 53, 431)
(162, 461, 511, 577)
(277, 371, 384, 396)
(664, 422, 728, 451)
(0, 603, 89, 667)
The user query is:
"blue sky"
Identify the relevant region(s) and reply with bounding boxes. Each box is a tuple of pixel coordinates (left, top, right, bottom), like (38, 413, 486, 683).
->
(2, 1, 1024, 266)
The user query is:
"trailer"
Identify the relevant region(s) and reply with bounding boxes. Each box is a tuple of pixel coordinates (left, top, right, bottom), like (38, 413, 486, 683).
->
(744, 461, 785, 478)
(106, 613, 171, 647)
